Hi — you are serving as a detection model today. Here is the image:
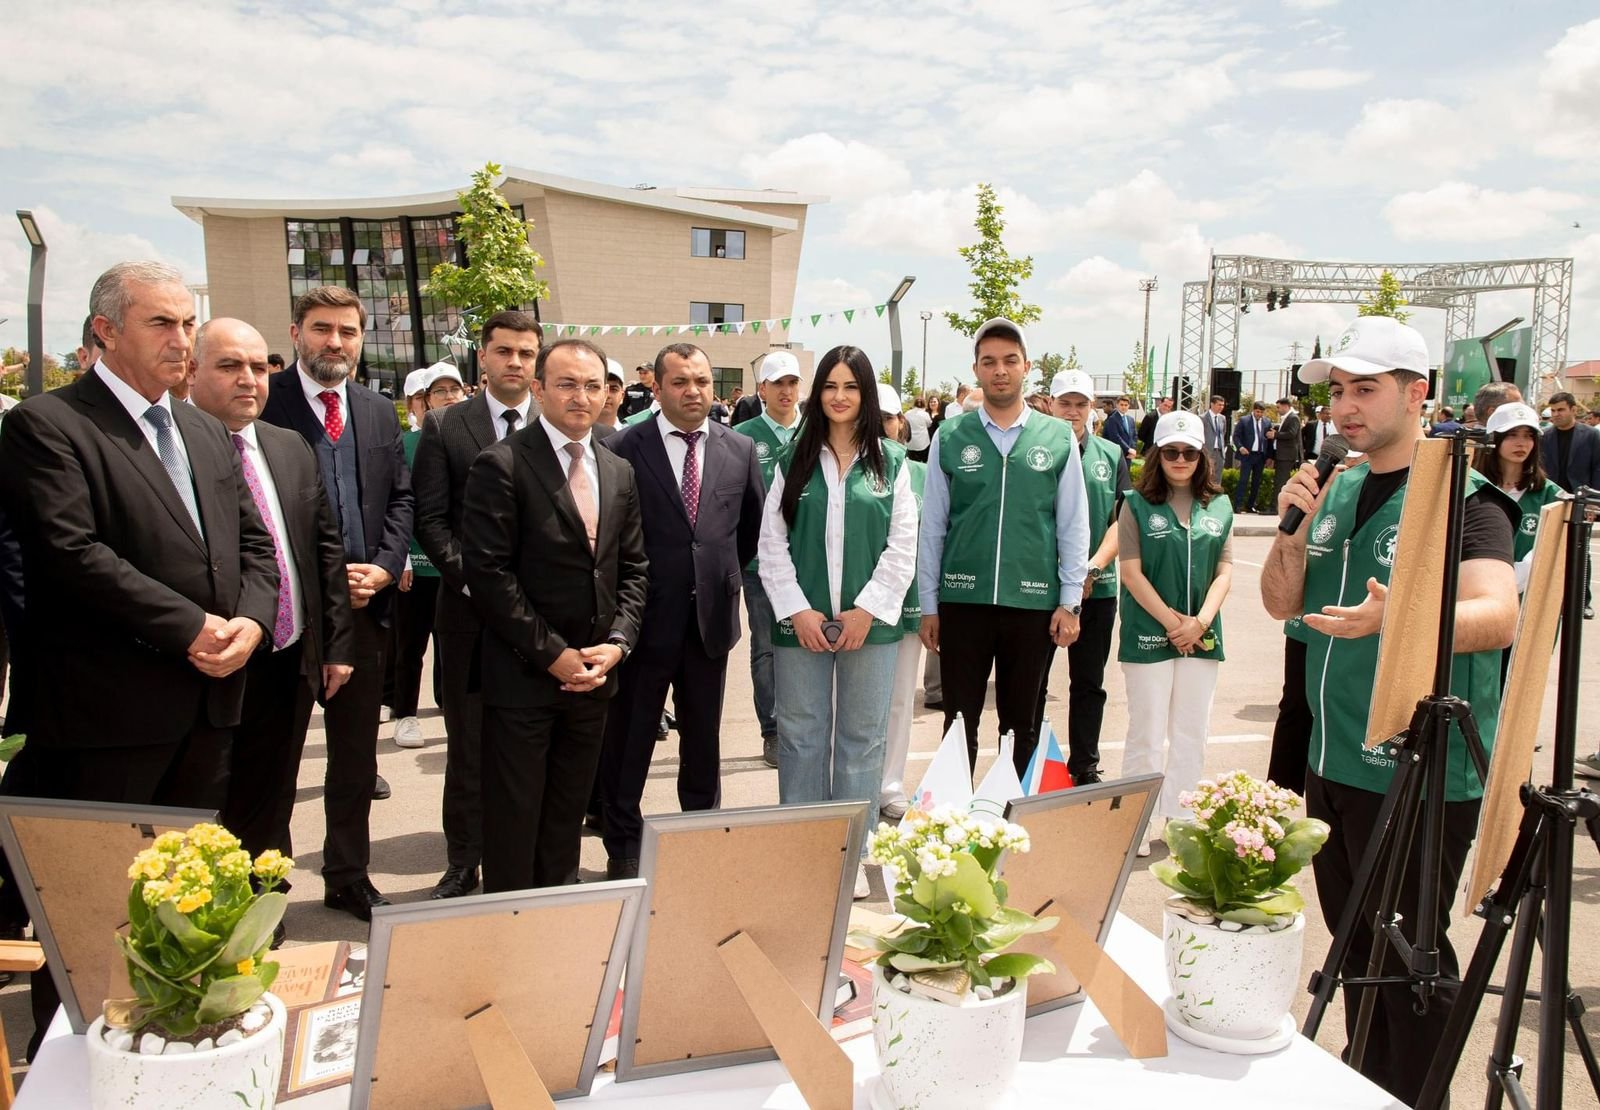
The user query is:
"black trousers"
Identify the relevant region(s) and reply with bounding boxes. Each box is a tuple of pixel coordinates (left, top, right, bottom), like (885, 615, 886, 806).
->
(1267, 637, 1312, 793)
(600, 615, 726, 861)
(1234, 452, 1266, 508)
(1304, 771, 1480, 1107)
(1032, 595, 1116, 781)
(939, 602, 1054, 778)
(480, 696, 608, 892)
(1271, 456, 1298, 503)
(223, 641, 315, 865)
(386, 575, 440, 717)
(437, 625, 484, 870)
(321, 605, 386, 886)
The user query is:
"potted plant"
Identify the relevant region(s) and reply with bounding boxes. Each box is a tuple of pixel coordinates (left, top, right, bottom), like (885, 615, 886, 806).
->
(849, 807, 1056, 1110)
(1152, 771, 1329, 1048)
(85, 823, 294, 1110)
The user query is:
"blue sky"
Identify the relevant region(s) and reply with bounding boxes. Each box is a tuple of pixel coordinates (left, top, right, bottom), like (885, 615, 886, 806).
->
(2, 1, 1596, 392)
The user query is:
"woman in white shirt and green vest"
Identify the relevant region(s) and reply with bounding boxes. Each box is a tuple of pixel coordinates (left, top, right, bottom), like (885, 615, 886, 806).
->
(1117, 411, 1235, 855)
(758, 348, 919, 899)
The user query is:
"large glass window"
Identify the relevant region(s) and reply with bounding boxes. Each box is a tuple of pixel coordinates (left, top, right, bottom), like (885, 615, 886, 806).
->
(286, 220, 345, 299)
(691, 228, 745, 259)
(409, 216, 465, 367)
(713, 367, 744, 399)
(690, 301, 744, 325)
(351, 219, 413, 388)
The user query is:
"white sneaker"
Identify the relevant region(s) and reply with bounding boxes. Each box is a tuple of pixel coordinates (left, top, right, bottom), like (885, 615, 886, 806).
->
(1137, 840, 1152, 858)
(393, 717, 424, 748)
(379, 705, 393, 723)
(854, 864, 872, 900)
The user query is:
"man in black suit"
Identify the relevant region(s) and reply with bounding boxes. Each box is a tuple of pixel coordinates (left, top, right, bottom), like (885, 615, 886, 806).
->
(413, 309, 540, 899)
(1232, 401, 1272, 512)
(461, 339, 647, 892)
(1541, 391, 1599, 494)
(261, 286, 414, 922)
(187, 318, 355, 868)
(1136, 396, 1170, 454)
(598, 343, 764, 879)
(1102, 395, 1137, 459)
(1270, 397, 1302, 503)
(1203, 394, 1229, 478)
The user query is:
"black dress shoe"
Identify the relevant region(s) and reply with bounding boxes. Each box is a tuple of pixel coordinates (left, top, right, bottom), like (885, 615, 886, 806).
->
(762, 736, 778, 769)
(372, 774, 391, 801)
(583, 811, 604, 833)
(606, 857, 640, 881)
(1073, 769, 1104, 786)
(429, 866, 480, 900)
(323, 878, 391, 923)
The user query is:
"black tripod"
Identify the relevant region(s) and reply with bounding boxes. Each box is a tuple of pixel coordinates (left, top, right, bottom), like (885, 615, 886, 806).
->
(1415, 487, 1600, 1110)
(1303, 430, 1491, 1071)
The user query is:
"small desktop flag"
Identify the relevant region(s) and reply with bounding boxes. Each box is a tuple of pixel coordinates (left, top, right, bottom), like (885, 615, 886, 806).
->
(970, 732, 1025, 818)
(908, 714, 974, 817)
(1021, 720, 1074, 795)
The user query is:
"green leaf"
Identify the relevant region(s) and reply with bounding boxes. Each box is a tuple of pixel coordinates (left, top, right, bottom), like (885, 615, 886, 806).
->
(155, 901, 221, 955)
(1270, 818, 1330, 885)
(978, 907, 1056, 953)
(218, 893, 287, 964)
(845, 929, 889, 953)
(881, 930, 933, 955)
(0, 734, 25, 762)
(257, 961, 279, 992)
(911, 853, 999, 920)
(1149, 859, 1209, 901)
(893, 896, 932, 923)
(945, 912, 973, 950)
(195, 975, 265, 1024)
(983, 952, 1055, 981)
(157, 1009, 199, 1038)
(886, 953, 960, 973)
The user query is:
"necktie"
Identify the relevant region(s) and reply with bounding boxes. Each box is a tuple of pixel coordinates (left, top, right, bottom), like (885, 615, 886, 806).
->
(319, 390, 344, 441)
(232, 433, 295, 649)
(144, 405, 204, 537)
(563, 442, 598, 552)
(501, 409, 521, 440)
(673, 430, 703, 529)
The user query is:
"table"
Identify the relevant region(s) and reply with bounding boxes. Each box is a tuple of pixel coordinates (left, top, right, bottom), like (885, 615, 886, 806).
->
(15, 914, 1403, 1108)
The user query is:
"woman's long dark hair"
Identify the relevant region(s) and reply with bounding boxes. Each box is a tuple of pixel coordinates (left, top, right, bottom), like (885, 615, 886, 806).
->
(1135, 443, 1218, 505)
(1474, 427, 1546, 492)
(780, 345, 885, 527)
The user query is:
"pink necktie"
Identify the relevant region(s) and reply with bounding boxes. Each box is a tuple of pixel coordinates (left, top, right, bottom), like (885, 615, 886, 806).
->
(564, 442, 598, 552)
(232, 434, 295, 650)
(673, 430, 703, 529)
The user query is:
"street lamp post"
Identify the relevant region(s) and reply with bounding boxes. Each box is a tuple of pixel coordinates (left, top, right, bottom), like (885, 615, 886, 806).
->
(919, 311, 932, 394)
(886, 276, 916, 394)
(16, 211, 46, 399)
(1139, 276, 1158, 409)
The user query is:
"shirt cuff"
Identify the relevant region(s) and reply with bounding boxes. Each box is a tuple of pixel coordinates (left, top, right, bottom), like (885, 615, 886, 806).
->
(767, 583, 811, 622)
(853, 582, 902, 626)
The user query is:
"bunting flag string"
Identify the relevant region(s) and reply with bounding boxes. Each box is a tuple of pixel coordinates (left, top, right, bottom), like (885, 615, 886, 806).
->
(535, 302, 890, 340)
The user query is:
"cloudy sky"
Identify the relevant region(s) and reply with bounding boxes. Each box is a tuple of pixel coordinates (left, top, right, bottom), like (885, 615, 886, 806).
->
(1, 1, 1596, 392)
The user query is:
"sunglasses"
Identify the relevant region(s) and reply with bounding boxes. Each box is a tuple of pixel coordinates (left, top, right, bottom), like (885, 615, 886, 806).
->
(1159, 446, 1201, 462)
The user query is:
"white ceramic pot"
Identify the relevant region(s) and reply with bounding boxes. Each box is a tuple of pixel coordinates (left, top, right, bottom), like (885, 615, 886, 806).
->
(1163, 905, 1305, 1040)
(85, 992, 287, 1110)
(870, 964, 1026, 1110)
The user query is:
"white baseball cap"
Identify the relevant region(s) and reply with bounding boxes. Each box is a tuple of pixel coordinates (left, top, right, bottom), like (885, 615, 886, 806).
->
(426, 363, 463, 389)
(1154, 410, 1205, 450)
(605, 358, 625, 384)
(402, 368, 434, 397)
(973, 318, 1028, 359)
(1298, 317, 1429, 383)
(759, 350, 802, 383)
(1049, 370, 1095, 399)
(876, 382, 902, 414)
(1485, 402, 1540, 436)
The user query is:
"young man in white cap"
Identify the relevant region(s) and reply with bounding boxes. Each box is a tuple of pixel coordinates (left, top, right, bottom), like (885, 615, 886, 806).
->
(732, 350, 803, 767)
(598, 359, 626, 429)
(1042, 369, 1131, 784)
(1261, 314, 1519, 1105)
(919, 319, 1090, 776)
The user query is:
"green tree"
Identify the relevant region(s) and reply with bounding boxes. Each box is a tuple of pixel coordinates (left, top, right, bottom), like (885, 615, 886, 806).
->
(0, 347, 70, 399)
(944, 184, 1042, 337)
(425, 162, 549, 334)
(1122, 343, 1145, 398)
(903, 365, 920, 398)
(1358, 270, 1411, 323)
(1032, 351, 1065, 394)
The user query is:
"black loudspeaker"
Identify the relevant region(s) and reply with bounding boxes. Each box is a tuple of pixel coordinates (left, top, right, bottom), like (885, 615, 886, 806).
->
(1211, 368, 1241, 411)
(1290, 365, 1310, 398)
(1494, 356, 1518, 384)
(1426, 367, 1438, 401)
(1171, 375, 1194, 410)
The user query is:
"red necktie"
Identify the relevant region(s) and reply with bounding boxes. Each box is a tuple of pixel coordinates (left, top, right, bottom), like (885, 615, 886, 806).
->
(319, 390, 344, 442)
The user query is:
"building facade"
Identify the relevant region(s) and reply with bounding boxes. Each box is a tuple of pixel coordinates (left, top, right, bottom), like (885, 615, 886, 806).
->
(173, 169, 822, 396)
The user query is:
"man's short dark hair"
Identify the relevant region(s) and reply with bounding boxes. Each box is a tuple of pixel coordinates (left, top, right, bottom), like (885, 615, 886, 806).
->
(80, 314, 100, 352)
(267, 353, 285, 369)
(1252, 401, 1265, 412)
(1550, 391, 1577, 408)
(534, 338, 607, 383)
(292, 285, 366, 328)
(653, 342, 708, 377)
(1210, 394, 1225, 405)
(480, 309, 543, 349)
(1390, 369, 1426, 390)
(1473, 380, 1520, 422)
(1276, 397, 1291, 406)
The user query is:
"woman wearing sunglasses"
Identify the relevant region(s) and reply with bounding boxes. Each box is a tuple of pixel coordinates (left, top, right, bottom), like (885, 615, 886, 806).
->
(1117, 410, 1235, 856)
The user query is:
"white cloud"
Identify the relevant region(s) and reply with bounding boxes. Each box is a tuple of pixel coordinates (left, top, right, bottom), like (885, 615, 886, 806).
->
(1066, 170, 1227, 242)
(1284, 0, 1339, 9)
(841, 184, 1056, 256)
(796, 277, 875, 311)
(1382, 182, 1586, 241)
(1268, 68, 1372, 91)
(1339, 98, 1487, 180)
(1534, 18, 1600, 163)
(740, 134, 909, 202)
(1048, 257, 1150, 320)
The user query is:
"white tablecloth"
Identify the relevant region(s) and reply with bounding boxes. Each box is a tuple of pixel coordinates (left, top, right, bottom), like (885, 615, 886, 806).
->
(15, 914, 1403, 1109)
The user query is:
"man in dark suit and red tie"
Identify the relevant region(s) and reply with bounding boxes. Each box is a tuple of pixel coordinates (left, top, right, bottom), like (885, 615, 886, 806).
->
(1231, 401, 1273, 513)
(460, 339, 648, 892)
(261, 286, 414, 922)
(186, 318, 355, 880)
(598, 343, 765, 880)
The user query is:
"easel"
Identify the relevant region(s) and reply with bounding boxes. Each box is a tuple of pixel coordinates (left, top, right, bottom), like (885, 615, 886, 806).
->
(0, 939, 44, 1108)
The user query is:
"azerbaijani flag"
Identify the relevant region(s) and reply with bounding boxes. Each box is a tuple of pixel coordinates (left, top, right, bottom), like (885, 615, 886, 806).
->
(1021, 719, 1074, 795)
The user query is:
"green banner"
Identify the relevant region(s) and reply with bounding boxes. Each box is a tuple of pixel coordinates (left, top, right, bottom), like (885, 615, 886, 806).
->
(1442, 327, 1532, 410)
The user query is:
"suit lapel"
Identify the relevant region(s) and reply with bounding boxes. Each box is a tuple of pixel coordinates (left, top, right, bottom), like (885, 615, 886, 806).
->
(519, 426, 589, 551)
(695, 423, 726, 525)
(175, 405, 227, 553)
(272, 369, 326, 444)
(638, 419, 692, 528)
(465, 392, 495, 453)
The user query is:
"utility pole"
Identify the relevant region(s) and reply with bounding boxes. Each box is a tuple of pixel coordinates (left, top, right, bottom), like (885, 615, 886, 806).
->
(1139, 277, 1159, 407)
(919, 311, 932, 393)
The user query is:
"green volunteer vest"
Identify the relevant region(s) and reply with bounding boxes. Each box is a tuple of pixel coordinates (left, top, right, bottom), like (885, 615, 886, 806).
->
(1508, 478, 1562, 564)
(772, 441, 907, 648)
(733, 414, 801, 574)
(401, 429, 437, 577)
(623, 406, 655, 427)
(901, 459, 926, 635)
(1078, 433, 1123, 600)
(1117, 491, 1232, 664)
(1302, 464, 1508, 800)
(937, 411, 1076, 610)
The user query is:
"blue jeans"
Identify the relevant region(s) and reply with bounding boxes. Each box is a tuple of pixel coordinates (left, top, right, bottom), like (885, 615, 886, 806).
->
(741, 568, 777, 740)
(774, 641, 898, 840)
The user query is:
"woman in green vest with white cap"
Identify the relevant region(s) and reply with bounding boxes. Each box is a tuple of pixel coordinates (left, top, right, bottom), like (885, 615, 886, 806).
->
(1474, 401, 1562, 590)
(758, 348, 918, 899)
(1117, 409, 1234, 855)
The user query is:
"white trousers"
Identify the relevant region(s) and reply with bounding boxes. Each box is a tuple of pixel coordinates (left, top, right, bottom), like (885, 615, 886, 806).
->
(879, 634, 924, 808)
(1119, 657, 1220, 821)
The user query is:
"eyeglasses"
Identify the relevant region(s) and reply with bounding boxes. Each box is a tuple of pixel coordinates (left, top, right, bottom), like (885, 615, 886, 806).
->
(428, 382, 464, 397)
(1159, 446, 1201, 462)
(548, 380, 605, 396)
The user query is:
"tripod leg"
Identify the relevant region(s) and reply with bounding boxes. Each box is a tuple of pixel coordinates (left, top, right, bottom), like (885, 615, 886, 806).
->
(1563, 984, 1600, 1098)
(1481, 885, 1543, 1110)
(1351, 783, 1421, 1071)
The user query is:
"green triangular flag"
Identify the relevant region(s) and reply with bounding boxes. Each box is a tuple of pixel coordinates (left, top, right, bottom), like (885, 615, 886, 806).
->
(810, 314, 822, 327)
(588, 326, 602, 336)
(750, 321, 762, 333)
(564, 325, 577, 336)
(542, 323, 556, 333)
(844, 309, 855, 323)
(781, 318, 791, 329)
(611, 326, 626, 335)
(874, 304, 886, 317)
(665, 326, 678, 336)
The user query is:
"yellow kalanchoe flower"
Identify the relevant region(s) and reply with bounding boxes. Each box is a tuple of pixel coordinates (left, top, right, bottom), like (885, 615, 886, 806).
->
(175, 857, 214, 888)
(152, 831, 185, 855)
(217, 849, 251, 882)
(127, 849, 169, 882)
(186, 823, 240, 854)
(175, 888, 212, 914)
(235, 957, 255, 976)
(140, 879, 174, 908)
(252, 849, 293, 882)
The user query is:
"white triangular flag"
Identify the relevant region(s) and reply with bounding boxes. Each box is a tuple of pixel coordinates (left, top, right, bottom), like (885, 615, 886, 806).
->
(906, 715, 973, 821)
(970, 732, 1025, 819)
(732, 321, 746, 334)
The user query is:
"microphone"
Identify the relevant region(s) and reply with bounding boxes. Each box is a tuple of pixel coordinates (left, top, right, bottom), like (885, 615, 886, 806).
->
(1278, 435, 1349, 536)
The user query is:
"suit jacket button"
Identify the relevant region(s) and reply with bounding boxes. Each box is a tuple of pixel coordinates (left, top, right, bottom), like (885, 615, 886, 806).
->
(212, 561, 222, 572)
(594, 570, 601, 579)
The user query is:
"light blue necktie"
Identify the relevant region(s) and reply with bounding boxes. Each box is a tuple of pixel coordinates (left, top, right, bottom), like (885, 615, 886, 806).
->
(144, 405, 204, 538)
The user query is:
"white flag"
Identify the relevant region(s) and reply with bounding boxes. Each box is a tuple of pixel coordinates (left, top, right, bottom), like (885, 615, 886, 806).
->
(970, 732, 1024, 819)
(906, 715, 973, 820)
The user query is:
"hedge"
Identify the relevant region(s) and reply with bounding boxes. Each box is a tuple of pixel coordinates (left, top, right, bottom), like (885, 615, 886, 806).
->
(1126, 460, 1279, 514)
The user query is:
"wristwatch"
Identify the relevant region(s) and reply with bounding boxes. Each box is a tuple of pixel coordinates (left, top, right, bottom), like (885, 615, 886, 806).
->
(606, 634, 631, 661)
(1064, 603, 1082, 617)
(1085, 566, 1103, 584)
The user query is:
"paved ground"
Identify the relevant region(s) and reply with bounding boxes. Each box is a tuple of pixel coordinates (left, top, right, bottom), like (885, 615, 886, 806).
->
(6, 521, 1598, 1105)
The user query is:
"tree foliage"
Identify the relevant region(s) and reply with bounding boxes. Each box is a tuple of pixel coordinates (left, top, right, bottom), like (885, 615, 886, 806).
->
(1032, 351, 1065, 394)
(1357, 270, 1411, 323)
(1122, 342, 1146, 398)
(0, 347, 72, 398)
(425, 162, 549, 334)
(944, 184, 1042, 338)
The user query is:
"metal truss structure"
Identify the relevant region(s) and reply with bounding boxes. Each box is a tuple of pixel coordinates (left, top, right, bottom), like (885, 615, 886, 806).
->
(1177, 254, 1574, 406)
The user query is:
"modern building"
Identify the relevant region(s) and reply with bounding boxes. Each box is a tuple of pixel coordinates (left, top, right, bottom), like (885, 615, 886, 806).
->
(172, 169, 823, 396)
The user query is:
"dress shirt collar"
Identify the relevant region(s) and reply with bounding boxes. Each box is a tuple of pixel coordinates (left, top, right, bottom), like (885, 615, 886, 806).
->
(759, 409, 799, 438)
(539, 413, 593, 457)
(657, 410, 709, 439)
(486, 390, 533, 432)
(978, 403, 1030, 434)
(296, 362, 348, 407)
(233, 421, 261, 451)
(95, 359, 172, 425)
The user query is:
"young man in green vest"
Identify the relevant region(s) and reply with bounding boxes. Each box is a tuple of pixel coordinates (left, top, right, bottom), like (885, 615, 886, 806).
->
(732, 350, 803, 768)
(918, 318, 1090, 776)
(1261, 315, 1519, 1106)
(1044, 369, 1130, 784)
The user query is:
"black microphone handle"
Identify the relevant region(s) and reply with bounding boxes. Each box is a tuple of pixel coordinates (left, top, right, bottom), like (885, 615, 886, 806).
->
(1277, 456, 1341, 535)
